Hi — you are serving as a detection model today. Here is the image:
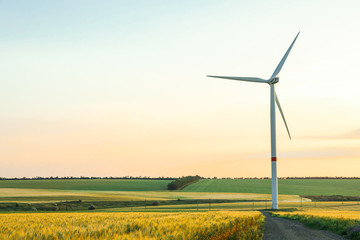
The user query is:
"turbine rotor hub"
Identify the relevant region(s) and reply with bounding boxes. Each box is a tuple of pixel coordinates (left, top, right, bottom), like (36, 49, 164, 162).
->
(270, 77, 279, 84)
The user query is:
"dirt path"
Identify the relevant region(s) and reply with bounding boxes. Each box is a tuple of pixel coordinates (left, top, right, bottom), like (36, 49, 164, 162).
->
(262, 212, 345, 240)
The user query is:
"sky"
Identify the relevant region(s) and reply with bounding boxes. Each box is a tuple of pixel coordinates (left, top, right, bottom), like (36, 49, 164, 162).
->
(1, 0, 359, 178)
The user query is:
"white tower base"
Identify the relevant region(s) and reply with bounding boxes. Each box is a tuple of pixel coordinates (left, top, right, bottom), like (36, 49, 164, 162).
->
(270, 84, 279, 209)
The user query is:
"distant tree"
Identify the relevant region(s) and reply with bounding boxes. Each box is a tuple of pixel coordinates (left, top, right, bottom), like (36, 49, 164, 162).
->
(167, 176, 201, 190)
(152, 201, 160, 206)
(88, 205, 96, 210)
(167, 182, 177, 190)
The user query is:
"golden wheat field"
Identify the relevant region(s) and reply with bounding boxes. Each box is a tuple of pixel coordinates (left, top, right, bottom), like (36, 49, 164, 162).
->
(0, 211, 264, 240)
(274, 209, 360, 220)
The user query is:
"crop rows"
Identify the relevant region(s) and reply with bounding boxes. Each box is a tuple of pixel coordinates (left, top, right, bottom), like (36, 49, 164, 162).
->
(0, 211, 264, 240)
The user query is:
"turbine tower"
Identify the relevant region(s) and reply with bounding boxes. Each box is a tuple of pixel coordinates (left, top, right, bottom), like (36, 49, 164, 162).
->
(207, 32, 299, 209)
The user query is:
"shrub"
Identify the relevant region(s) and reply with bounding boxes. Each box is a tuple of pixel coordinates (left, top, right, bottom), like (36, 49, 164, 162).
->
(88, 205, 96, 210)
(152, 201, 160, 206)
(168, 182, 177, 190)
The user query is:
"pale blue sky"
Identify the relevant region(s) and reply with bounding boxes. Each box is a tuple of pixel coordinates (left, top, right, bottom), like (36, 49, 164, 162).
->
(1, 0, 360, 177)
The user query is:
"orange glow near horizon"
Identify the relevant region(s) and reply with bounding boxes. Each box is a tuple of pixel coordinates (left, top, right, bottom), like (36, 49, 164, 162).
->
(2, 105, 360, 178)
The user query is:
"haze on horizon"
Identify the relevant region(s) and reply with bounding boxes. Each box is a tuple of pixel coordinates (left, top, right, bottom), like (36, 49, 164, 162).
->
(1, 0, 360, 178)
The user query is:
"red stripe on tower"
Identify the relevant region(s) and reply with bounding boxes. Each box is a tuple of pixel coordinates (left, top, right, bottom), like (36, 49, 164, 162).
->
(271, 157, 277, 161)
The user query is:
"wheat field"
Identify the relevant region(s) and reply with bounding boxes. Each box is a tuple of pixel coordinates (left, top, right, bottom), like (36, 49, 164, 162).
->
(0, 211, 264, 240)
(274, 209, 360, 220)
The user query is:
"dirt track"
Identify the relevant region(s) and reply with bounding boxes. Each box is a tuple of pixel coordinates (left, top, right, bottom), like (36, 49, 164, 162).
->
(262, 212, 345, 240)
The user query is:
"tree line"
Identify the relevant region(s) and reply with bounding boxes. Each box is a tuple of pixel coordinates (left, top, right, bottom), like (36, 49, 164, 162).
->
(0, 176, 359, 181)
(0, 176, 176, 180)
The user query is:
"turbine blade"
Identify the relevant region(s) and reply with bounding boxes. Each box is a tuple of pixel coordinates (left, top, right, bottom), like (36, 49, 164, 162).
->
(207, 75, 268, 83)
(275, 92, 291, 140)
(271, 32, 300, 79)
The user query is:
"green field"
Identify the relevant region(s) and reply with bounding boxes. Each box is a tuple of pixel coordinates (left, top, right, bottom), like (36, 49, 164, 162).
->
(105, 201, 360, 213)
(0, 188, 280, 202)
(0, 179, 171, 191)
(1, 178, 360, 213)
(182, 179, 360, 196)
(1, 179, 360, 196)
(1, 178, 360, 196)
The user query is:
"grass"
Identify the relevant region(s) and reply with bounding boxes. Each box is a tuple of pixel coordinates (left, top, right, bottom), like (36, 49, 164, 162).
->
(0, 199, 254, 212)
(0, 179, 171, 191)
(0, 187, 303, 212)
(2, 178, 360, 196)
(0, 187, 301, 203)
(182, 179, 360, 196)
(1, 193, 360, 213)
(105, 201, 360, 213)
(272, 209, 360, 239)
(1, 178, 360, 213)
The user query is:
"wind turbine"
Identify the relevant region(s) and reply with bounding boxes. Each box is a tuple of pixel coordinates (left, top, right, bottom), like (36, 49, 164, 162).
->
(207, 32, 299, 209)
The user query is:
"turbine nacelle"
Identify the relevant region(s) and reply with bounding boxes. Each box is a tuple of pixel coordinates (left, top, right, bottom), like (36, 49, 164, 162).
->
(269, 77, 279, 84)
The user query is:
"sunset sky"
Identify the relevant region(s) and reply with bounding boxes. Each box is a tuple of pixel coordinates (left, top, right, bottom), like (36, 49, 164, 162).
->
(1, 0, 360, 178)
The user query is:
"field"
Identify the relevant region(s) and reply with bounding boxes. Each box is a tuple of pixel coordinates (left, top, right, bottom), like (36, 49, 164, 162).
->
(0, 211, 264, 240)
(2, 178, 360, 196)
(182, 179, 360, 196)
(100, 200, 360, 213)
(0, 187, 284, 202)
(1, 178, 360, 212)
(1, 179, 360, 239)
(0, 179, 171, 191)
(273, 209, 360, 220)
